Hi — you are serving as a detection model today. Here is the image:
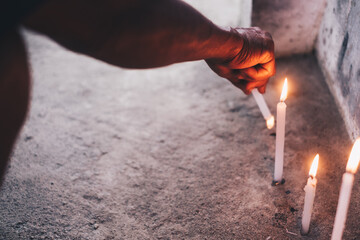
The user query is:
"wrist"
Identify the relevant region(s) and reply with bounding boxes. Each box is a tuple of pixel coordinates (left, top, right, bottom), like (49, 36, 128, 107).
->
(205, 26, 244, 62)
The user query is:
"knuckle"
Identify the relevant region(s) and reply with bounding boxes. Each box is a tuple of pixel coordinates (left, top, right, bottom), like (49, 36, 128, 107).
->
(267, 67, 275, 77)
(265, 38, 275, 49)
(265, 31, 273, 40)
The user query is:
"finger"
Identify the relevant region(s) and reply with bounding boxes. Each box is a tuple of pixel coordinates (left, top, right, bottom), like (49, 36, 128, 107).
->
(239, 66, 269, 81)
(260, 58, 276, 77)
(231, 76, 269, 95)
(258, 84, 266, 94)
(235, 61, 274, 82)
(257, 77, 271, 93)
(227, 49, 274, 70)
(243, 78, 269, 93)
(232, 69, 257, 82)
(231, 79, 251, 95)
(206, 62, 232, 79)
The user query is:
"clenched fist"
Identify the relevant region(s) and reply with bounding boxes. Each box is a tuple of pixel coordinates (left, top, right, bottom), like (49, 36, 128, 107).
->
(206, 27, 275, 95)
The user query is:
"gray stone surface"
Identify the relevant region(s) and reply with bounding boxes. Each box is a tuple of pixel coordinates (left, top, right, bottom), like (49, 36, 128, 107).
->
(0, 30, 360, 239)
(252, 0, 326, 57)
(183, 0, 250, 28)
(316, 0, 360, 141)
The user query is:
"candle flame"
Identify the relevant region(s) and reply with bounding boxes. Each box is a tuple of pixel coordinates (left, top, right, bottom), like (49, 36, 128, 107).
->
(346, 138, 360, 174)
(280, 78, 288, 102)
(266, 115, 275, 129)
(309, 154, 319, 178)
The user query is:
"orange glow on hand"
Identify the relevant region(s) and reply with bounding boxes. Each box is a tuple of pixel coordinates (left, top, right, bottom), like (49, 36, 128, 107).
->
(309, 154, 319, 178)
(346, 138, 360, 174)
(280, 78, 288, 102)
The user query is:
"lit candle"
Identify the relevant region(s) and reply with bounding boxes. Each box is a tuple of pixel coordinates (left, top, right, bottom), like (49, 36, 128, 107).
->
(301, 154, 319, 235)
(252, 89, 275, 129)
(274, 78, 288, 182)
(331, 138, 360, 240)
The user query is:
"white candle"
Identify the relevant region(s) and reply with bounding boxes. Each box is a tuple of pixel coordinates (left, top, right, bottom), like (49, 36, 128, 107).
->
(301, 154, 319, 234)
(252, 89, 274, 129)
(274, 78, 288, 182)
(331, 138, 360, 240)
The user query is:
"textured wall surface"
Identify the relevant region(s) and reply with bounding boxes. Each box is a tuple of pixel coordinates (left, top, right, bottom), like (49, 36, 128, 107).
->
(252, 0, 326, 57)
(183, 0, 252, 28)
(316, 0, 360, 140)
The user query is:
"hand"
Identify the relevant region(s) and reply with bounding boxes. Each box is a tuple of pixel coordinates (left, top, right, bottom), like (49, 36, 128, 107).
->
(206, 27, 275, 95)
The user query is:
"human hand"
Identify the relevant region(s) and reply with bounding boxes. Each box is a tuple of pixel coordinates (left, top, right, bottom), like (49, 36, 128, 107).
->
(206, 27, 275, 95)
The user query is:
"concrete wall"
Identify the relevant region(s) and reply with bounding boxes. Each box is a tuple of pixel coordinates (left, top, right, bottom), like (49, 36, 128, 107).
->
(316, 0, 360, 140)
(252, 0, 326, 57)
(183, 0, 252, 28)
(184, 0, 360, 140)
(251, 0, 359, 140)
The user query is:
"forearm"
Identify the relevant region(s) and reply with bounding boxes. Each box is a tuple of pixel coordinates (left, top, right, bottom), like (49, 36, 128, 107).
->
(24, 0, 242, 68)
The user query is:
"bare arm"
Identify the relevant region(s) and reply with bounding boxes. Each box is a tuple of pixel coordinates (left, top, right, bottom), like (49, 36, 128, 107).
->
(24, 0, 275, 94)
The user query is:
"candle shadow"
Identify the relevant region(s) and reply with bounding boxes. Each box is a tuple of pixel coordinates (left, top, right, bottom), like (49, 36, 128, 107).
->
(271, 178, 286, 186)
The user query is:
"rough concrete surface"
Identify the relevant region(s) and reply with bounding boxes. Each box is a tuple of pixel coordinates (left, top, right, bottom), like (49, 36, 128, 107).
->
(183, 0, 247, 28)
(0, 30, 360, 239)
(316, 0, 360, 141)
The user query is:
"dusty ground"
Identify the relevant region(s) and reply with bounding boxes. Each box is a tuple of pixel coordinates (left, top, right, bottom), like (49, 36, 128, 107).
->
(0, 30, 359, 240)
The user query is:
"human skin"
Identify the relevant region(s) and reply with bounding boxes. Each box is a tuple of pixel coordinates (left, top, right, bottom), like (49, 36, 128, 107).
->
(0, 30, 30, 182)
(0, 0, 275, 184)
(23, 0, 275, 94)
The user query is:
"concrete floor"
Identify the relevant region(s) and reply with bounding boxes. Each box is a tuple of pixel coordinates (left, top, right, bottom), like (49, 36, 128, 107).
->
(0, 30, 359, 239)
